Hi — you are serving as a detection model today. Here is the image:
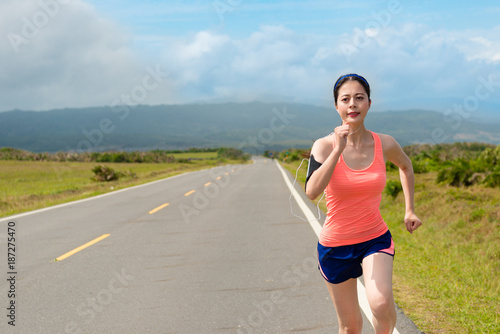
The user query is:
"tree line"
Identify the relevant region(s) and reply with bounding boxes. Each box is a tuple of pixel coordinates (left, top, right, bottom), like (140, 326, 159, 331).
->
(0, 147, 249, 163)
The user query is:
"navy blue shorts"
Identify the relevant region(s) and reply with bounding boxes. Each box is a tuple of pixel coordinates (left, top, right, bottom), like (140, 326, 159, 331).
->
(317, 230, 395, 284)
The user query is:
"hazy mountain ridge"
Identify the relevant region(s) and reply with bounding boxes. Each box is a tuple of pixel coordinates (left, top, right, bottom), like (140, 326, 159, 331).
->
(1, 102, 498, 152)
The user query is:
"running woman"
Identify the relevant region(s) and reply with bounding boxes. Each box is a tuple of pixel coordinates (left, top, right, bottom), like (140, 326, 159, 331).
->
(305, 74, 422, 334)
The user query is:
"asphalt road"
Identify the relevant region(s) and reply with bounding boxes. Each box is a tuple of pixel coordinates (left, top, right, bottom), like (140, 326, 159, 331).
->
(0, 157, 421, 333)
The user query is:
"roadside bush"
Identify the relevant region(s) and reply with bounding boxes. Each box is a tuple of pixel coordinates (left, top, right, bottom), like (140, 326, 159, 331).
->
(477, 146, 500, 167)
(278, 149, 309, 162)
(217, 147, 250, 161)
(482, 171, 500, 188)
(288, 150, 301, 162)
(411, 158, 430, 173)
(91, 165, 122, 182)
(436, 159, 474, 187)
(386, 161, 398, 171)
(384, 179, 402, 199)
(436, 144, 500, 188)
(0, 147, 181, 163)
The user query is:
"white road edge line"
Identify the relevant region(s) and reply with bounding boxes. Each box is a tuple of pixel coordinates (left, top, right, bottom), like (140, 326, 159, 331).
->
(275, 160, 401, 334)
(0, 165, 232, 224)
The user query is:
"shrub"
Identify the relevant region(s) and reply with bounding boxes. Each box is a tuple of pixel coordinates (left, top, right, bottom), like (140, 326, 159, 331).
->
(386, 161, 398, 171)
(278, 149, 309, 162)
(436, 159, 474, 187)
(91, 165, 122, 182)
(111, 153, 128, 163)
(217, 147, 250, 161)
(288, 150, 301, 162)
(436, 144, 500, 188)
(384, 179, 402, 199)
(482, 171, 500, 188)
(411, 158, 429, 173)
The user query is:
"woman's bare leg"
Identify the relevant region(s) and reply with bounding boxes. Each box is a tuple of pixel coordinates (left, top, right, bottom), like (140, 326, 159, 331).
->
(325, 278, 363, 334)
(362, 253, 397, 334)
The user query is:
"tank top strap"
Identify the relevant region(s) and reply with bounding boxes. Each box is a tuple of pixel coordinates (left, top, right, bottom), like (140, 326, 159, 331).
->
(370, 131, 385, 165)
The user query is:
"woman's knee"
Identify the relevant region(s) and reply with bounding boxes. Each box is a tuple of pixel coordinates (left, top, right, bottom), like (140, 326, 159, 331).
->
(335, 301, 363, 333)
(338, 316, 363, 334)
(369, 294, 395, 318)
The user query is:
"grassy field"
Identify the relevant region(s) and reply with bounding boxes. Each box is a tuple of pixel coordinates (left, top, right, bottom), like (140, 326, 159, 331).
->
(282, 160, 499, 334)
(170, 151, 218, 159)
(0, 158, 241, 218)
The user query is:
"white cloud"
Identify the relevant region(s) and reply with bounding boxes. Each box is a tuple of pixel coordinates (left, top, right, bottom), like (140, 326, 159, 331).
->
(414, 26, 500, 64)
(459, 30, 500, 63)
(0, 0, 175, 111)
(160, 25, 334, 103)
(157, 22, 500, 108)
(333, 23, 500, 105)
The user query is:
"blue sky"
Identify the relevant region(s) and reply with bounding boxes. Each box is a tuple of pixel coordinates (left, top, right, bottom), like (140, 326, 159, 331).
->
(1, 0, 499, 121)
(85, 0, 500, 38)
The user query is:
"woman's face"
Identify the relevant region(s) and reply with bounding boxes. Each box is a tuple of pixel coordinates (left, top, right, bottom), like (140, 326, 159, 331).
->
(335, 80, 371, 125)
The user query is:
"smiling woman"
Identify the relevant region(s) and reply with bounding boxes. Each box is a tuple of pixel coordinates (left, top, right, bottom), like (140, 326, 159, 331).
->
(305, 73, 422, 334)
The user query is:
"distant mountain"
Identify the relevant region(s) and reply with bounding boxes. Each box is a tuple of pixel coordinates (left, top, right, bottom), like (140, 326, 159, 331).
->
(0, 102, 498, 153)
(372, 98, 500, 124)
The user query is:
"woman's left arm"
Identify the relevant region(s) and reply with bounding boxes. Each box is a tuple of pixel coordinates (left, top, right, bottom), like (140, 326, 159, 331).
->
(380, 134, 422, 234)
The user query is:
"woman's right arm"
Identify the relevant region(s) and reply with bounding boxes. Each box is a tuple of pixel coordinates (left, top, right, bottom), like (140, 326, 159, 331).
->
(305, 124, 350, 200)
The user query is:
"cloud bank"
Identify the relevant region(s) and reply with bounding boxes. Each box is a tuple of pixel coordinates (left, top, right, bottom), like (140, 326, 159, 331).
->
(0, 0, 174, 111)
(1, 0, 499, 114)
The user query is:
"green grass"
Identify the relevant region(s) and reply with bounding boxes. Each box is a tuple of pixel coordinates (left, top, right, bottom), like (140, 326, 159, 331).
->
(0, 159, 241, 218)
(170, 151, 218, 159)
(282, 160, 499, 334)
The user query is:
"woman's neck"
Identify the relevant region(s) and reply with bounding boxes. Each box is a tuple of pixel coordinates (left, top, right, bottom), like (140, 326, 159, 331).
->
(344, 122, 368, 147)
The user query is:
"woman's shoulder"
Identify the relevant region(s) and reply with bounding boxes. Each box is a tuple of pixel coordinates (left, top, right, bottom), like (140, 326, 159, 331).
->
(374, 132, 402, 153)
(313, 134, 334, 149)
(375, 132, 398, 146)
(310, 134, 333, 163)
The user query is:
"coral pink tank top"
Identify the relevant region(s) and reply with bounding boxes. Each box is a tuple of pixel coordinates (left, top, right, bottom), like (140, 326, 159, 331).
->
(319, 131, 388, 247)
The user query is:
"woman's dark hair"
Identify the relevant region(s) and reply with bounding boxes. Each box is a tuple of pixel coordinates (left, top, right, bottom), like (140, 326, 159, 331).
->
(333, 73, 370, 104)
